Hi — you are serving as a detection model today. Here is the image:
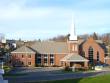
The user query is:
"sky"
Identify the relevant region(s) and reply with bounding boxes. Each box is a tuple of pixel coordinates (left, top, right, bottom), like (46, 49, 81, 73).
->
(0, 0, 110, 40)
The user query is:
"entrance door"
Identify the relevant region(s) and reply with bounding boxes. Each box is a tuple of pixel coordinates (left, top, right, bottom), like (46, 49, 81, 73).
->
(70, 62, 75, 67)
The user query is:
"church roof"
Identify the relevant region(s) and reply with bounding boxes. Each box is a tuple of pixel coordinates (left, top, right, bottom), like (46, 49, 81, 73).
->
(11, 46, 36, 54)
(60, 53, 88, 62)
(30, 41, 69, 54)
(95, 40, 103, 44)
(11, 38, 106, 54)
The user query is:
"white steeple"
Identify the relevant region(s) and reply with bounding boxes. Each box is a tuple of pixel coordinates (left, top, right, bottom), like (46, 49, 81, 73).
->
(69, 14, 77, 41)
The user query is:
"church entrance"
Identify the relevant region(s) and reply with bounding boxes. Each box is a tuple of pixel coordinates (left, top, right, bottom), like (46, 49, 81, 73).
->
(70, 62, 84, 68)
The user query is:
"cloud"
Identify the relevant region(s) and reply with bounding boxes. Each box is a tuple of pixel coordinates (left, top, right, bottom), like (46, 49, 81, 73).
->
(0, 0, 53, 21)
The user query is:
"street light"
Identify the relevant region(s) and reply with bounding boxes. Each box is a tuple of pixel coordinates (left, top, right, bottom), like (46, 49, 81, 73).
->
(0, 61, 4, 74)
(1, 62, 3, 69)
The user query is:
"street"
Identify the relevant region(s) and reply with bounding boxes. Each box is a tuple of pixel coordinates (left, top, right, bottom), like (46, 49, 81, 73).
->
(4, 67, 110, 83)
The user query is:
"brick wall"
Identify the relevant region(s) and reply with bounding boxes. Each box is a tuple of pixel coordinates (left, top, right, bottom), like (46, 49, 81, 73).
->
(82, 37, 105, 64)
(54, 54, 67, 66)
(11, 53, 35, 67)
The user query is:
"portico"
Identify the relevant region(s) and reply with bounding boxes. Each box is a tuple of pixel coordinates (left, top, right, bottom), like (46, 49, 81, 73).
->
(60, 53, 88, 69)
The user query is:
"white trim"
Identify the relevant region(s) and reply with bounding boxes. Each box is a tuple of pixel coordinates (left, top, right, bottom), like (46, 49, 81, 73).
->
(11, 52, 35, 54)
(61, 60, 88, 62)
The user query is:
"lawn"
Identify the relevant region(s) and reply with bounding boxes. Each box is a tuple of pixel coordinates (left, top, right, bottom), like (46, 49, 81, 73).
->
(25, 74, 110, 83)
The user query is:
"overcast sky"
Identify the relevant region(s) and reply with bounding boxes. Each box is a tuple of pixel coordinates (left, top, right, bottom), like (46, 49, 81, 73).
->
(0, 0, 110, 40)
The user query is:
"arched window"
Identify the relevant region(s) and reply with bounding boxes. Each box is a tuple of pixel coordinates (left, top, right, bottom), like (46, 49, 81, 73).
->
(97, 51, 99, 55)
(88, 47, 94, 64)
(97, 51, 100, 62)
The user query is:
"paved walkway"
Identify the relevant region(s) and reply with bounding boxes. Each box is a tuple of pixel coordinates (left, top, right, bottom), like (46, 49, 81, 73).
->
(4, 67, 110, 83)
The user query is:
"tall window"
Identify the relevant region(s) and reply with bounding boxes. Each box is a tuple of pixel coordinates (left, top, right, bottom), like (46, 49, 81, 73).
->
(50, 54, 54, 58)
(22, 55, 24, 58)
(97, 51, 100, 62)
(36, 54, 41, 64)
(50, 54, 54, 65)
(44, 55, 48, 65)
(88, 47, 94, 64)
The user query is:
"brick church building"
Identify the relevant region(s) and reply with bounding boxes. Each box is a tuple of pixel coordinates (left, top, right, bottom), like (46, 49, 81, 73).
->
(11, 19, 110, 69)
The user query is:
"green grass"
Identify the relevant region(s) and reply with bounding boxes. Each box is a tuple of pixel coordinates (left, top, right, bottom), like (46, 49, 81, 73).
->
(25, 74, 110, 83)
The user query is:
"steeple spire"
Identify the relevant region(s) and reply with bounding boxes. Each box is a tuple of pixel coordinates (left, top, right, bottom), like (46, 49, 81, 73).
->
(69, 14, 77, 41)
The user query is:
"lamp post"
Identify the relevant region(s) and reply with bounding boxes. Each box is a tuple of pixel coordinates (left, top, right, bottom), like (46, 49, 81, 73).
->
(0, 61, 4, 74)
(1, 62, 3, 69)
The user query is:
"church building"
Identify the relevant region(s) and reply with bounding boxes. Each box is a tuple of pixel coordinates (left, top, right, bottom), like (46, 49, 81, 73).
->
(11, 18, 110, 69)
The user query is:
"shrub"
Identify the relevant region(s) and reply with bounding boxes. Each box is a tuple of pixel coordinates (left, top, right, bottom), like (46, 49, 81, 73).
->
(52, 65, 60, 67)
(3, 66, 11, 73)
(64, 66, 71, 71)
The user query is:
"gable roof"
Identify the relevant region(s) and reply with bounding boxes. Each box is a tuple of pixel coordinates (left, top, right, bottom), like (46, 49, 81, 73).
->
(95, 40, 103, 44)
(61, 53, 88, 62)
(11, 46, 35, 54)
(81, 37, 106, 51)
(30, 41, 69, 54)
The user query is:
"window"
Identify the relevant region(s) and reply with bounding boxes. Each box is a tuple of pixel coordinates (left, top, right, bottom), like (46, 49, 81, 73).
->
(97, 51, 100, 62)
(37, 54, 41, 58)
(44, 55, 48, 65)
(97, 51, 99, 55)
(36, 54, 41, 64)
(97, 55, 99, 62)
(44, 58, 48, 63)
(72, 45, 77, 51)
(44, 55, 48, 58)
(50, 58, 54, 65)
(50, 54, 54, 58)
(37, 58, 41, 64)
(28, 55, 31, 58)
(88, 47, 94, 64)
(22, 55, 24, 58)
(28, 62, 31, 65)
(50, 54, 54, 65)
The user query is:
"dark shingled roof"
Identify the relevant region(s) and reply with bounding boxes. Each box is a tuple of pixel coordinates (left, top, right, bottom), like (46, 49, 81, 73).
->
(11, 39, 106, 54)
(11, 46, 36, 54)
(30, 41, 69, 54)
